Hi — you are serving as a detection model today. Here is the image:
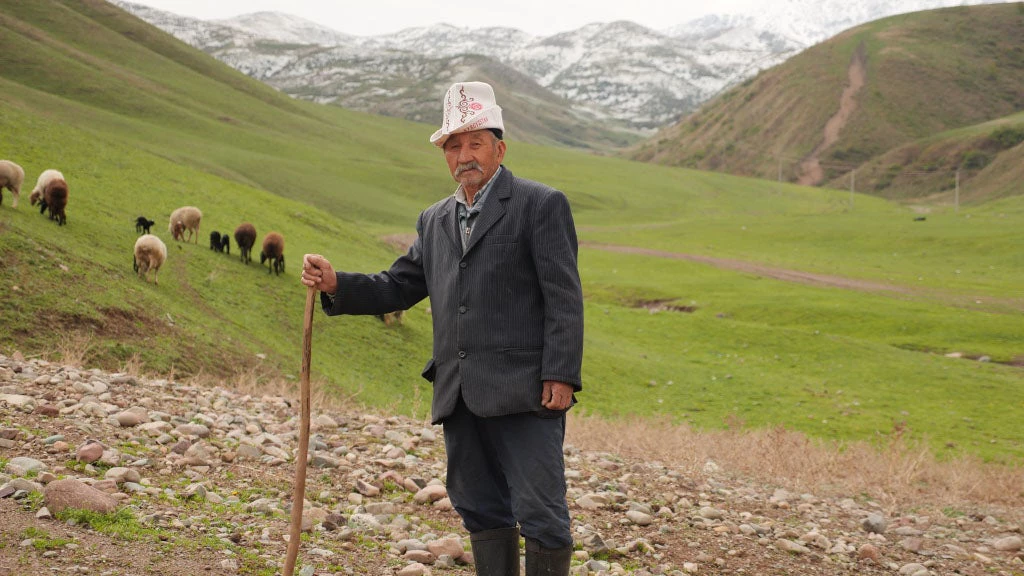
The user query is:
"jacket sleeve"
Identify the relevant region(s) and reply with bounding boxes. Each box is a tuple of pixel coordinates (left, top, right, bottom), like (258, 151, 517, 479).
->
(531, 190, 584, 390)
(322, 213, 429, 316)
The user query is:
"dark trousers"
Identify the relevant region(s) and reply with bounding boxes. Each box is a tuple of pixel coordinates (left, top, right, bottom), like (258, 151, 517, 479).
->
(442, 397, 572, 549)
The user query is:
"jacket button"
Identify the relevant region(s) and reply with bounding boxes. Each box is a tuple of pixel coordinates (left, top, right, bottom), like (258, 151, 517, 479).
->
(458, 305, 467, 314)
(459, 261, 467, 269)
(458, 351, 466, 359)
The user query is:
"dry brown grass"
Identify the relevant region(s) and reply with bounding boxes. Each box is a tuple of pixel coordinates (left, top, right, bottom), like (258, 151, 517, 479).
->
(51, 330, 96, 368)
(566, 413, 1024, 511)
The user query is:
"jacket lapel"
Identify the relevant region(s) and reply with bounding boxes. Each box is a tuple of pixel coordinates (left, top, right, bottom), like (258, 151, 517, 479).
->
(463, 167, 511, 255)
(436, 197, 462, 254)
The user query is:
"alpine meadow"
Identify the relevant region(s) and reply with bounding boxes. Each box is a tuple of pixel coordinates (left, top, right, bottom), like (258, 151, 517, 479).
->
(2, 0, 1024, 472)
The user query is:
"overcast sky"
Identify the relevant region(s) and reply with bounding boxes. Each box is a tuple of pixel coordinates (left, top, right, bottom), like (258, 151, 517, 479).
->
(123, 0, 767, 37)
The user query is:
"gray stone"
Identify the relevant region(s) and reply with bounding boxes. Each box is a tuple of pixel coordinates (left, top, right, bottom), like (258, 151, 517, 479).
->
(6, 457, 46, 476)
(580, 531, 609, 554)
(413, 484, 446, 503)
(626, 510, 654, 526)
(115, 407, 149, 427)
(310, 454, 339, 469)
(0, 394, 35, 411)
(3, 478, 43, 495)
(862, 513, 887, 534)
(176, 423, 211, 438)
(699, 506, 724, 520)
(777, 539, 810, 554)
(104, 467, 141, 484)
(993, 536, 1023, 552)
(396, 563, 426, 576)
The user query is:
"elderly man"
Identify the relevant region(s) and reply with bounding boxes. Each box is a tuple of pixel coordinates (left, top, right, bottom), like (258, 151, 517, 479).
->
(301, 81, 583, 576)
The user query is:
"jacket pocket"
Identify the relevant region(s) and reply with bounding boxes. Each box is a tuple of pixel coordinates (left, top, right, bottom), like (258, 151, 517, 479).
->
(420, 358, 436, 382)
(482, 234, 517, 245)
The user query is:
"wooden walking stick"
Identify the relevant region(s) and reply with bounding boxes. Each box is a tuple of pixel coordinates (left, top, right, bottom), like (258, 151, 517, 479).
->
(283, 286, 316, 575)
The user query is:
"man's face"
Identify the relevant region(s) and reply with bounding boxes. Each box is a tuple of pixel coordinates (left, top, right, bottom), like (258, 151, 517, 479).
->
(443, 130, 506, 192)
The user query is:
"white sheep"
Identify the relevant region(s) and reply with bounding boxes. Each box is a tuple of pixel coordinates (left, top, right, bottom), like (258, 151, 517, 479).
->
(29, 169, 63, 208)
(0, 160, 24, 208)
(133, 234, 167, 285)
(168, 206, 202, 244)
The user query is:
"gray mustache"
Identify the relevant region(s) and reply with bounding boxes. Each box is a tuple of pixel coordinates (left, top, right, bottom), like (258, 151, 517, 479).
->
(455, 162, 482, 177)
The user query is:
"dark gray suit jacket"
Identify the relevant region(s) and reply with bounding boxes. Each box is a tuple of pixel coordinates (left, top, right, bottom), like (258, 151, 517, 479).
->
(323, 167, 584, 423)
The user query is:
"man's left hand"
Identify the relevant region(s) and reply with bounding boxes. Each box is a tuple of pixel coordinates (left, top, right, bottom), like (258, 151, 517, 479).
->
(542, 380, 574, 410)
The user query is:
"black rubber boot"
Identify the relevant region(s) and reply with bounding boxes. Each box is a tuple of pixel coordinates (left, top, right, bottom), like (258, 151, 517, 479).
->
(470, 526, 521, 576)
(524, 538, 572, 576)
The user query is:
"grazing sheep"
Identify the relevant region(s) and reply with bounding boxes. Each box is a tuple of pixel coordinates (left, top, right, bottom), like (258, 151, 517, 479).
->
(41, 174, 69, 226)
(133, 234, 167, 285)
(260, 232, 285, 275)
(168, 206, 202, 244)
(135, 216, 154, 234)
(234, 222, 256, 264)
(0, 160, 24, 208)
(209, 231, 231, 254)
(376, 310, 405, 327)
(29, 169, 63, 210)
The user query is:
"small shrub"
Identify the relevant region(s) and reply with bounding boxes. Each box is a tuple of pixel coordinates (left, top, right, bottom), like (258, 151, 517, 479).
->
(960, 150, 991, 170)
(56, 508, 144, 541)
(990, 126, 1024, 150)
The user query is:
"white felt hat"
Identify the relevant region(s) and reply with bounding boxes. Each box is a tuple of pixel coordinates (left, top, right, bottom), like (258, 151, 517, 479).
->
(430, 82, 504, 147)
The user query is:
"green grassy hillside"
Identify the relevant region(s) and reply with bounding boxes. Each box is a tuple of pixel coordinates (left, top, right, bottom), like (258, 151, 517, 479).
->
(2, 0, 1024, 462)
(632, 3, 1024, 202)
(824, 112, 1024, 203)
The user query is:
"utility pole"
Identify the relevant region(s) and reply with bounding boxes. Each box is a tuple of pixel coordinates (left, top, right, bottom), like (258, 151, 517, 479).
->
(778, 157, 783, 182)
(850, 169, 856, 208)
(955, 168, 960, 212)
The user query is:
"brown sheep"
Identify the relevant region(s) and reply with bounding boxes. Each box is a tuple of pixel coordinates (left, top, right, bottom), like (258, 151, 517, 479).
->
(29, 169, 62, 209)
(260, 232, 285, 275)
(0, 160, 24, 208)
(42, 177, 69, 225)
(234, 222, 256, 264)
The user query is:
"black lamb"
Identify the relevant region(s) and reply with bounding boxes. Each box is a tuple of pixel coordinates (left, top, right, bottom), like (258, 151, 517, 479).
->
(135, 216, 154, 235)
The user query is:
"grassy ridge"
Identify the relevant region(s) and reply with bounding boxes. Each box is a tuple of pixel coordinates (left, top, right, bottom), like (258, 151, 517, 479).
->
(824, 112, 1024, 202)
(633, 3, 1024, 202)
(1, 0, 1023, 461)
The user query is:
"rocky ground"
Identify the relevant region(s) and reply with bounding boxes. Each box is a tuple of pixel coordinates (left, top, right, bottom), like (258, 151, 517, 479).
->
(1, 352, 1023, 576)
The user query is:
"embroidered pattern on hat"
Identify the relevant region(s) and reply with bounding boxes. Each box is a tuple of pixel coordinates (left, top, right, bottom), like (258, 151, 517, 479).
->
(464, 116, 490, 132)
(457, 85, 477, 123)
(444, 88, 455, 131)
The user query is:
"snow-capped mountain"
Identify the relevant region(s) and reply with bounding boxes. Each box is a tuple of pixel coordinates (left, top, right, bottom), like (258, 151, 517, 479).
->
(110, 0, 1013, 137)
(667, 0, 1013, 46)
(112, 1, 798, 131)
(215, 12, 354, 46)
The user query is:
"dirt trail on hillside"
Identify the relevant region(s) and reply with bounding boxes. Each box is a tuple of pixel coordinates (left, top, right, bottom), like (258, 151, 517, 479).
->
(582, 241, 912, 294)
(797, 42, 867, 186)
(382, 234, 1022, 311)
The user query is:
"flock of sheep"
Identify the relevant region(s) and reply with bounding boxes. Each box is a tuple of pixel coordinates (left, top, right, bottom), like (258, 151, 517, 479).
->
(0, 159, 287, 286)
(135, 208, 286, 285)
(0, 160, 69, 225)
